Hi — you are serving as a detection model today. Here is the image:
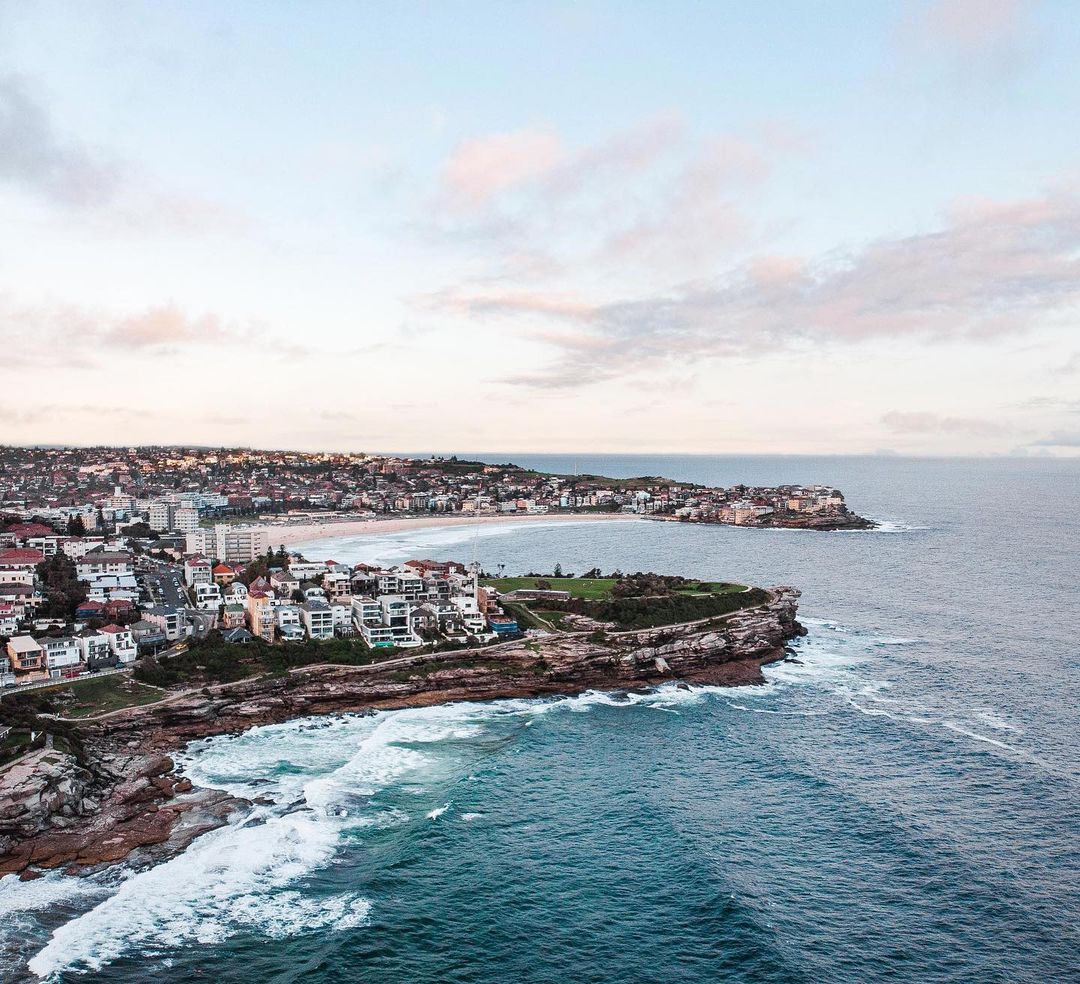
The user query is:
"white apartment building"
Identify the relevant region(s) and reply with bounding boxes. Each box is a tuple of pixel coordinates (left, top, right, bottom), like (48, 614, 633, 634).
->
(194, 582, 222, 611)
(77, 631, 113, 667)
(103, 624, 138, 662)
(185, 529, 214, 556)
(184, 556, 213, 587)
(148, 501, 173, 531)
(40, 637, 81, 676)
(214, 524, 270, 564)
(301, 601, 334, 640)
(288, 560, 327, 580)
(174, 508, 200, 535)
(275, 603, 303, 638)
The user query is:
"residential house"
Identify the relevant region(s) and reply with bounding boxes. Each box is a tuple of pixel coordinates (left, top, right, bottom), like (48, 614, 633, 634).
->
(184, 555, 213, 588)
(221, 627, 254, 645)
(0, 548, 43, 586)
(39, 637, 82, 677)
(222, 603, 247, 629)
(212, 563, 237, 586)
(76, 551, 134, 581)
(143, 604, 186, 642)
(75, 598, 107, 621)
(6, 636, 46, 681)
(300, 600, 334, 640)
(194, 582, 222, 611)
(322, 570, 352, 602)
(102, 624, 138, 663)
(269, 570, 300, 598)
(77, 629, 115, 669)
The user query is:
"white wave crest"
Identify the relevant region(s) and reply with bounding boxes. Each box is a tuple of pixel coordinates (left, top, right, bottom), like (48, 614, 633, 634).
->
(27, 703, 495, 981)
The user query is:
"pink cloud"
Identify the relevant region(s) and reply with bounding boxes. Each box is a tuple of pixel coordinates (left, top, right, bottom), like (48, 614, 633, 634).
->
(2, 296, 263, 366)
(443, 183, 1080, 387)
(441, 127, 563, 207)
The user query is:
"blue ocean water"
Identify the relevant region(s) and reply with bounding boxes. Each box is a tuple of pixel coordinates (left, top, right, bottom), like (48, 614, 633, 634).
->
(3, 455, 1078, 983)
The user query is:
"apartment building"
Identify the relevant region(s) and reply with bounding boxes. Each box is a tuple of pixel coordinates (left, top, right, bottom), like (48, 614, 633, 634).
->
(300, 600, 334, 640)
(39, 637, 82, 677)
(0, 548, 43, 586)
(214, 524, 270, 564)
(75, 551, 134, 581)
(102, 624, 138, 663)
(6, 636, 46, 681)
(184, 556, 213, 587)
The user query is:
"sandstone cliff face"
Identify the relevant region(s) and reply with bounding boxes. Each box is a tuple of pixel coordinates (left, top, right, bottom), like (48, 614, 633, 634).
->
(0, 587, 802, 878)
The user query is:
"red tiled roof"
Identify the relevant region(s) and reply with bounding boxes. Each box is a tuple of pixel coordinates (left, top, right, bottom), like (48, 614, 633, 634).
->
(4, 523, 54, 536)
(102, 623, 125, 633)
(212, 563, 232, 573)
(0, 548, 45, 564)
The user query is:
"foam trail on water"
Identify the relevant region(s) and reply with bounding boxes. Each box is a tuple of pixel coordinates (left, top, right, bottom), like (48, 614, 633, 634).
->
(942, 722, 1016, 751)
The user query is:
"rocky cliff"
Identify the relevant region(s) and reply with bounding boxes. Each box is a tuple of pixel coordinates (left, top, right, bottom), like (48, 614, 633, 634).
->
(0, 587, 802, 878)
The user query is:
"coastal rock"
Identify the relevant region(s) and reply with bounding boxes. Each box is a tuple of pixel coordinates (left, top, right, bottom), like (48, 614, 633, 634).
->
(1, 585, 802, 878)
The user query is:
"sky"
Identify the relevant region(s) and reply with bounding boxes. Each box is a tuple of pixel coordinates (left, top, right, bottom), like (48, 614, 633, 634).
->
(1, 0, 1079, 457)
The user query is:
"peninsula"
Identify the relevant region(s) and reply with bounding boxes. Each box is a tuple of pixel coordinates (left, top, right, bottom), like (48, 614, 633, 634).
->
(0, 447, 876, 554)
(0, 573, 804, 880)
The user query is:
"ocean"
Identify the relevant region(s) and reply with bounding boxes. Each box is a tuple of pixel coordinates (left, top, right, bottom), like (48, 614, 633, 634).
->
(2, 454, 1078, 983)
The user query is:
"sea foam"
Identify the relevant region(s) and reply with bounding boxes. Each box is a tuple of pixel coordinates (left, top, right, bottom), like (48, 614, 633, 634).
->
(27, 703, 495, 981)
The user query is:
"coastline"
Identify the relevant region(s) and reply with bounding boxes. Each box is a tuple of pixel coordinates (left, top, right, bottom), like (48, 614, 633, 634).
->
(258, 511, 645, 547)
(255, 508, 874, 549)
(0, 588, 803, 879)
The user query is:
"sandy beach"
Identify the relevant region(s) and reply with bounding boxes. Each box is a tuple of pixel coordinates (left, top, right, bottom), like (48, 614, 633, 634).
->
(259, 512, 646, 548)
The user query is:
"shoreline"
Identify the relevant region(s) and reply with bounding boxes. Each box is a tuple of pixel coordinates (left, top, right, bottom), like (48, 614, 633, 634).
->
(0, 588, 803, 879)
(258, 511, 645, 547)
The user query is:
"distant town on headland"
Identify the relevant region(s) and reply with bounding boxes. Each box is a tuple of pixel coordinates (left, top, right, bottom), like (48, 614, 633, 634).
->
(0, 445, 874, 540)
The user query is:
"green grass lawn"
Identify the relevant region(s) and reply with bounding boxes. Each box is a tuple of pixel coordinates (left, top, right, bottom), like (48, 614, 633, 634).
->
(482, 577, 746, 601)
(481, 577, 619, 599)
(49, 675, 166, 718)
(673, 581, 747, 596)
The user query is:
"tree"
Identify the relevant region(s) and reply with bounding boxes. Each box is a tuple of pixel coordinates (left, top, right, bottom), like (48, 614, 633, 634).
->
(553, 563, 563, 578)
(66, 515, 86, 537)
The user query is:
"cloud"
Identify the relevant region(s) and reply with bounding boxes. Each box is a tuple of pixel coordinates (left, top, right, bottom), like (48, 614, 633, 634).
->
(0, 74, 121, 206)
(104, 304, 254, 349)
(422, 114, 804, 302)
(0, 403, 158, 425)
(445, 183, 1080, 387)
(441, 126, 563, 208)
(881, 411, 1011, 437)
(2, 295, 263, 366)
(440, 114, 686, 214)
(0, 74, 247, 234)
